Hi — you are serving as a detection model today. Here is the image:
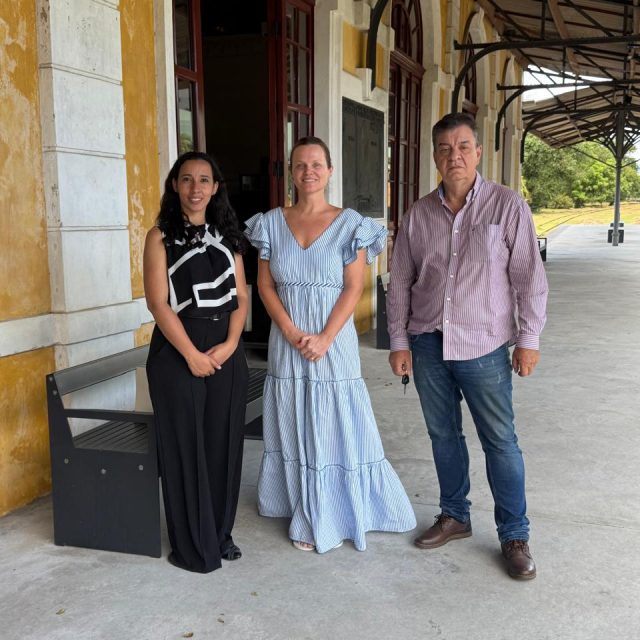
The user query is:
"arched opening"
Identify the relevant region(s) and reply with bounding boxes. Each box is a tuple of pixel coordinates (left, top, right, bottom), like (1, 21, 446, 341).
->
(387, 0, 424, 252)
(500, 57, 517, 187)
(462, 32, 478, 117)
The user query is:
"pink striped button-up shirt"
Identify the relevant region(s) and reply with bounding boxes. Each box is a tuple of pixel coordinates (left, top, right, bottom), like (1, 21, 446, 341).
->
(386, 174, 548, 361)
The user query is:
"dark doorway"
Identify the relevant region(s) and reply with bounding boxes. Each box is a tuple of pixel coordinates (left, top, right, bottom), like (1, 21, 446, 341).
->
(173, 0, 314, 344)
(387, 0, 424, 258)
(200, 2, 272, 344)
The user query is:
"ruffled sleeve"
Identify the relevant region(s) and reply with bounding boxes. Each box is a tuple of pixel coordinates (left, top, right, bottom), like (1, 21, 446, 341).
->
(342, 215, 388, 265)
(244, 212, 271, 260)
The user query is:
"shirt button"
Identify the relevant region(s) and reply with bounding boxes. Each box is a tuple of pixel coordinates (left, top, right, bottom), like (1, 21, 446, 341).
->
(445, 319, 449, 323)
(449, 274, 454, 278)
(446, 297, 451, 301)
(454, 230, 459, 234)
(453, 252, 457, 256)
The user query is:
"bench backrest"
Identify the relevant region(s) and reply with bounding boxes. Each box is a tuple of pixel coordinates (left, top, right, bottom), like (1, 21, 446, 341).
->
(52, 345, 150, 396)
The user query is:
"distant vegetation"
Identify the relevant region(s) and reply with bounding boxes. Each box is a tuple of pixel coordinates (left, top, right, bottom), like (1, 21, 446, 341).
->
(532, 202, 640, 235)
(522, 137, 640, 210)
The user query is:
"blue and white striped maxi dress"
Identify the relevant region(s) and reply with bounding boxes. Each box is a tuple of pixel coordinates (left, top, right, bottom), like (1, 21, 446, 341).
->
(245, 208, 416, 553)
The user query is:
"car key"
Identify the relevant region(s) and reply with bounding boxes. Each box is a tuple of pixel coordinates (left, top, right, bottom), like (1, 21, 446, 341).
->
(402, 373, 410, 394)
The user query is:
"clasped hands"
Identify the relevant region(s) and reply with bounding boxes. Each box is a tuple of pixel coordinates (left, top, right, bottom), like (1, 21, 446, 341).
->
(186, 341, 236, 377)
(286, 328, 331, 362)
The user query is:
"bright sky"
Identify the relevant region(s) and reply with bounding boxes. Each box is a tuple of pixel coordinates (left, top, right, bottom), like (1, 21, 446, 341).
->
(522, 69, 640, 160)
(521, 69, 604, 104)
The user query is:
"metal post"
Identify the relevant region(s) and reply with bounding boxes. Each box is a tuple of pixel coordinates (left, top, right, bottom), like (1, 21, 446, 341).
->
(612, 113, 624, 247)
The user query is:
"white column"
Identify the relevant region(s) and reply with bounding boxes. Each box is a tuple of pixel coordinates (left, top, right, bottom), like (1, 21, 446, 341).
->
(37, 0, 138, 374)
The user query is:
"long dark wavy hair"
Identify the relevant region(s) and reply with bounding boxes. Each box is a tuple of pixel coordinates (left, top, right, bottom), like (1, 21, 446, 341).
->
(156, 151, 246, 253)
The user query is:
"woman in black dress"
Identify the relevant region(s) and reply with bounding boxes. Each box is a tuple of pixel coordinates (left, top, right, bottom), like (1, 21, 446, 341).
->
(144, 151, 248, 573)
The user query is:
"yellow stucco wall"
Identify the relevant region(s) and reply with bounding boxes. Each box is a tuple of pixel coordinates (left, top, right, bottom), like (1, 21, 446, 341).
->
(343, 22, 386, 89)
(354, 261, 375, 334)
(121, 0, 161, 301)
(0, 2, 51, 321)
(0, 348, 55, 516)
(0, 2, 54, 516)
(440, 0, 448, 69)
(459, 0, 475, 40)
(134, 322, 154, 347)
(343, 22, 360, 75)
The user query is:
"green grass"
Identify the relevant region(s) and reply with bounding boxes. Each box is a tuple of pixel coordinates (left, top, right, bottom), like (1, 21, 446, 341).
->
(533, 202, 640, 235)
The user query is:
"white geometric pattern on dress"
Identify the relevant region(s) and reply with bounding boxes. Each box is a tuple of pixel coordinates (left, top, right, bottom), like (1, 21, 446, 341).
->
(166, 224, 236, 313)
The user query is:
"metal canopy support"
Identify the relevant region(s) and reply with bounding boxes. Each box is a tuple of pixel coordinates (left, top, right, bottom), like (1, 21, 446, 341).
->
(612, 112, 625, 247)
(460, 0, 640, 247)
(365, 0, 392, 92)
(494, 80, 640, 151)
(519, 104, 633, 163)
(450, 34, 640, 112)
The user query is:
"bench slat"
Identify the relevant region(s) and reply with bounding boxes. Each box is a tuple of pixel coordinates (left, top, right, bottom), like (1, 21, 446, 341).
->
(247, 369, 267, 402)
(73, 421, 149, 453)
(74, 420, 137, 447)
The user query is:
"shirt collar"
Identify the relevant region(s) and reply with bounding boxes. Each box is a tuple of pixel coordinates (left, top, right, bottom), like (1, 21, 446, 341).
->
(437, 172, 483, 206)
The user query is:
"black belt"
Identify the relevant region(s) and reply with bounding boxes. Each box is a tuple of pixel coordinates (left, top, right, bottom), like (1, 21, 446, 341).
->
(180, 311, 229, 321)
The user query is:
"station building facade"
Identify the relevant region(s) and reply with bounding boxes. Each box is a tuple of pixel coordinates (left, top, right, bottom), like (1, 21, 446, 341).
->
(0, 0, 525, 514)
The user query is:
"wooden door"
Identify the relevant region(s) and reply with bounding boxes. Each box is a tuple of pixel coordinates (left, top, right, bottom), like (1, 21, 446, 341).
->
(267, 0, 314, 207)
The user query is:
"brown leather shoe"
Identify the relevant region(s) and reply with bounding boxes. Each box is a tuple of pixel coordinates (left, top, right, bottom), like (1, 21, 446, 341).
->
(414, 513, 472, 549)
(501, 540, 536, 580)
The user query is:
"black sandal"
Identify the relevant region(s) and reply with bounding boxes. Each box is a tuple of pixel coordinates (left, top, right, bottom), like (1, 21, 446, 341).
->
(220, 542, 242, 561)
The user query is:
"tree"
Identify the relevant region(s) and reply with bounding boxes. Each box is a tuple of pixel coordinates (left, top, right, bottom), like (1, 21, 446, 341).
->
(523, 136, 640, 208)
(571, 162, 614, 206)
(522, 137, 577, 209)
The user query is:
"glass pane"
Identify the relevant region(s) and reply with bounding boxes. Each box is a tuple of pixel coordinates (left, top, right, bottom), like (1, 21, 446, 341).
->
(287, 44, 296, 103)
(399, 145, 406, 189)
(286, 5, 295, 40)
(409, 146, 416, 185)
(400, 95, 407, 140)
(387, 144, 394, 209)
(299, 12, 307, 47)
(286, 112, 295, 206)
(298, 48, 309, 106)
(174, 0, 192, 69)
(177, 78, 195, 153)
(299, 113, 309, 138)
(389, 95, 395, 131)
(409, 100, 416, 145)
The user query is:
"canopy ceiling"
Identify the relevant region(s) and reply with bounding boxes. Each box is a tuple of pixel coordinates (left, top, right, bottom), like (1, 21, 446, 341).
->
(469, 0, 640, 155)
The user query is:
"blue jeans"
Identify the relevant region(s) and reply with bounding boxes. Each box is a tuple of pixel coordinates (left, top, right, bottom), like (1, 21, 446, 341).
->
(410, 332, 529, 542)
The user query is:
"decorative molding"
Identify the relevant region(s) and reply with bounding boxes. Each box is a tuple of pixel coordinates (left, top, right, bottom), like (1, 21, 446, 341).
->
(42, 147, 124, 159)
(39, 63, 122, 86)
(46, 225, 129, 232)
(93, 0, 119, 10)
(154, 0, 178, 183)
(0, 301, 150, 358)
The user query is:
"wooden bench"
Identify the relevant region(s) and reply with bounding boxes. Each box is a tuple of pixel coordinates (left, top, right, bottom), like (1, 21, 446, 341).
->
(46, 344, 267, 557)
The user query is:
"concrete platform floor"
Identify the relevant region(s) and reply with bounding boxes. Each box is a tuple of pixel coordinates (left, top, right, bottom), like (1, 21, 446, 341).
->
(1, 225, 639, 640)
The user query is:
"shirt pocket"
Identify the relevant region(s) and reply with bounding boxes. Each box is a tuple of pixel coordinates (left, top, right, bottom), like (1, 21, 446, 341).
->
(467, 223, 503, 263)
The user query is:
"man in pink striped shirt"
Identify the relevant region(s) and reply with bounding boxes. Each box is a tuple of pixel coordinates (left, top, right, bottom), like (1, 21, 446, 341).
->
(387, 112, 548, 580)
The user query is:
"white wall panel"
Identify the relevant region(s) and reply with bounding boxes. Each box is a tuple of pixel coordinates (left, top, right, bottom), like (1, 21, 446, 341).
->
(56, 153, 128, 227)
(49, 70, 125, 154)
(56, 229, 132, 311)
(44, 0, 122, 81)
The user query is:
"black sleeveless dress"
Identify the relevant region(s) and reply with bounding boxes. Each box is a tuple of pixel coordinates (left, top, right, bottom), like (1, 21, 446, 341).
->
(146, 223, 248, 572)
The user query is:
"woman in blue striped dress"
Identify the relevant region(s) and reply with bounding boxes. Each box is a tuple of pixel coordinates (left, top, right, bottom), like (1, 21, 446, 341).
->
(245, 137, 415, 553)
